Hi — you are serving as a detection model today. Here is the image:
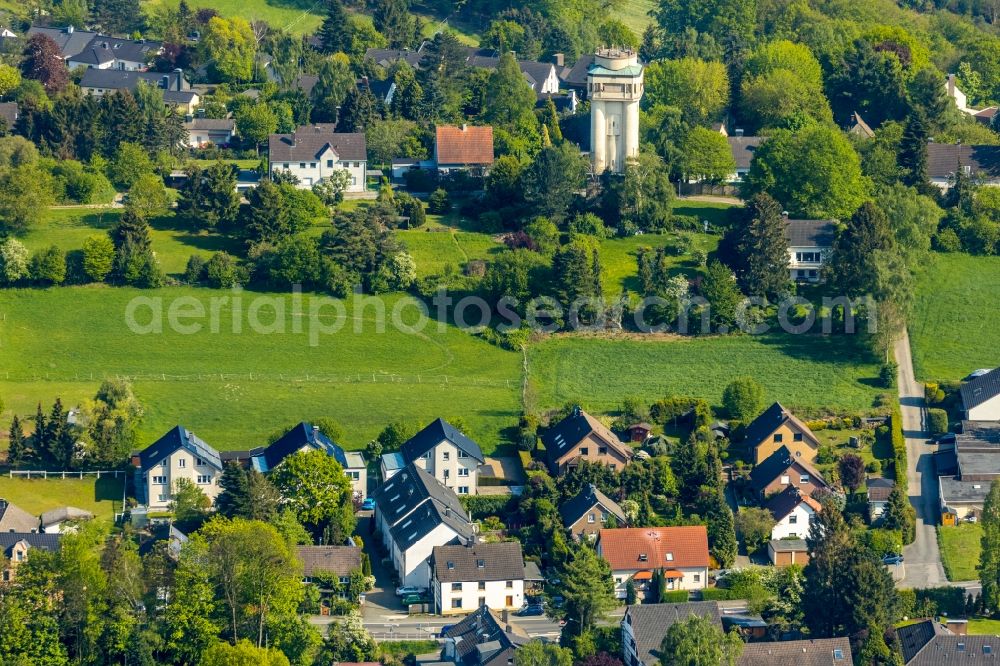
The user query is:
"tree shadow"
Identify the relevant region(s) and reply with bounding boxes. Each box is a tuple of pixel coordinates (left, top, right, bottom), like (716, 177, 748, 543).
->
(94, 475, 125, 502)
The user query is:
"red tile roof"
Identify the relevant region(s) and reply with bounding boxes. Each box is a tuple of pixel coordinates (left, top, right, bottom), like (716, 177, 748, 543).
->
(435, 125, 494, 166)
(598, 526, 709, 571)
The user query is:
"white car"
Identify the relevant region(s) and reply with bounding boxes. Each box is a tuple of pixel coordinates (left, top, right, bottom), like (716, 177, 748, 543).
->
(395, 586, 424, 597)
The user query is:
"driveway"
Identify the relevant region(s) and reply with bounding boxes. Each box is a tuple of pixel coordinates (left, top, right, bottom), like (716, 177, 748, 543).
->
(895, 330, 947, 588)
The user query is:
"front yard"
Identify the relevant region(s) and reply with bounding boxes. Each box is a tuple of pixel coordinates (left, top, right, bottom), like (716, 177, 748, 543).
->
(938, 523, 982, 582)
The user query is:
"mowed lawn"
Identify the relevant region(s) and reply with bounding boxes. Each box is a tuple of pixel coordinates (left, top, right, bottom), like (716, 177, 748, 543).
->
(0, 287, 522, 451)
(21, 208, 242, 277)
(910, 252, 1000, 381)
(938, 523, 981, 582)
(143, 0, 323, 34)
(0, 476, 125, 523)
(397, 229, 504, 277)
(610, 0, 656, 36)
(527, 333, 885, 416)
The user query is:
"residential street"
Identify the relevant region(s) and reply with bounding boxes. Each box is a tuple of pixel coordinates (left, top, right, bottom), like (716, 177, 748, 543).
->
(895, 330, 948, 589)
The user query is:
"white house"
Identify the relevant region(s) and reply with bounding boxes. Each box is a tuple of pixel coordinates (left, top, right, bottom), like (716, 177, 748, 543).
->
(371, 463, 476, 588)
(596, 526, 709, 599)
(380, 451, 406, 481)
(400, 418, 485, 495)
(28, 26, 161, 70)
(250, 421, 367, 499)
(867, 478, 895, 525)
(783, 217, 836, 283)
(765, 486, 821, 541)
(268, 125, 367, 192)
(961, 367, 1000, 420)
(429, 542, 525, 615)
(39, 507, 94, 534)
(184, 117, 236, 149)
(133, 426, 224, 512)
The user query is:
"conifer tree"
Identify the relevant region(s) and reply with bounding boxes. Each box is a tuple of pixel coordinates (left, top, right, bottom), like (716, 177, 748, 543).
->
(32, 402, 46, 457)
(733, 192, 789, 298)
(319, 0, 351, 54)
(899, 110, 929, 190)
(825, 201, 892, 296)
(7, 415, 25, 466)
(543, 98, 562, 143)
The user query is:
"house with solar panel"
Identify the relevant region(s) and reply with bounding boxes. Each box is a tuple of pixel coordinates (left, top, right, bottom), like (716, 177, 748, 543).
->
(132, 426, 224, 513)
(250, 422, 367, 500)
(370, 462, 476, 588)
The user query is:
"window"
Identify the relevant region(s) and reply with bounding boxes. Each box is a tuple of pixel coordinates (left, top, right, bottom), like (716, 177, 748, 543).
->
(15, 550, 23, 562)
(833, 649, 844, 661)
(476, 559, 485, 568)
(506, 580, 513, 588)
(588, 513, 596, 524)
(638, 554, 648, 562)
(793, 433, 803, 442)
(452, 598, 462, 609)
(157, 494, 167, 502)
(693, 574, 700, 582)
(152, 476, 167, 485)
(196, 457, 204, 465)
(444, 470, 450, 479)
(447, 561, 455, 570)
(326, 160, 333, 167)
(478, 581, 486, 590)
(351, 177, 357, 186)
(773, 433, 783, 442)
(299, 162, 306, 169)
(178, 459, 186, 468)
(160, 459, 167, 467)
(789, 515, 798, 524)
(443, 452, 450, 461)
(196, 475, 212, 484)
(339, 576, 350, 585)
(598, 447, 608, 455)
(666, 552, 673, 561)
(458, 468, 470, 477)
(452, 583, 462, 591)
(458, 450, 469, 458)
(480, 597, 487, 608)
(423, 452, 431, 459)
(283, 163, 289, 169)
(601, 512, 608, 522)
(580, 447, 589, 456)
(458, 486, 469, 495)
(800, 475, 810, 484)
(780, 474, 790, 485)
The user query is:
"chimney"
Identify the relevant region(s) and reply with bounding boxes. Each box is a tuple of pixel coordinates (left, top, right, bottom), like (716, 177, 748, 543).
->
(173, 68, 183, 91)
(102, 41, 108, 49)
(781, 211, 789, 219)
(735, 128, 744, 137)
(67, 25, 74, 34)
(553, 53, 564, 67)
(462, 123, 467, 131)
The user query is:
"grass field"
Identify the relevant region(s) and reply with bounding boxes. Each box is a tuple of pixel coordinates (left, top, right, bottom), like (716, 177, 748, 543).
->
(0, 476, 125, 522)
(397, 229, 504, 277)
(22, 208, 242, 277)
(611, 0, 656, 36)
(144, 0, 323, 35)
(527, 332, 886, 417)
(0, 287, 522, 451)
(910, 252, 1000, 381)
(938, 523, 981, 582)
(969, 618, 1000, 635)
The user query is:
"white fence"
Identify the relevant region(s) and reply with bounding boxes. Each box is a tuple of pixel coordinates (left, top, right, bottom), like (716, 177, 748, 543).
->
(8, 469, 126, 479)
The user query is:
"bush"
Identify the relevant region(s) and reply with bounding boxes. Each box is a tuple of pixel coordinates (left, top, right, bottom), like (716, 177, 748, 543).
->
(670, 214, 701, 231)
(404, 168, 438, 192)
(30, 245, 66, 284)
(879, 362, 898, 389)
(205, 252, 242, 288)
(722, 377, 764, 423)
(698, 588, 731, 601)
(184, 255, 207, 284)
(460, 495, 515, 520)
(915, 587, 967, 617)
(933, 228, 961, 252)
(928, 408, 948, 435)
(866, 460, 881, 474)
(660, 590, 689, 603)
(925, 382, 946, 404)
(428, 188, 451, 214)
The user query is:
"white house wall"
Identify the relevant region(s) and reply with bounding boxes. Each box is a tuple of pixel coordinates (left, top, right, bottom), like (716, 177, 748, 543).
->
(610, 566, 707, 598)
(144, 449, 222, 511)
(770, 504, 814, 540)
(968, 395, 1000, 420)
(270, 147, 366, 192)
(412, 440, 479, 495)
(434, 576, 524, 614)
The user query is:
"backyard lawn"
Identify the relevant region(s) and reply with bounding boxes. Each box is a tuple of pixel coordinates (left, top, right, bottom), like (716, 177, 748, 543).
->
(910, 252, 1000, 381)
(969, 618, 1000, 635)
(0, 475, 125, 523)
(938, 523, 982, 582)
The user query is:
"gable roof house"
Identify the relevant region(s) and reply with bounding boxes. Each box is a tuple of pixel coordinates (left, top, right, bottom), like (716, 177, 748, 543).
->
(0, 532, 61, 582)
(543, 407, 633, 476)
(464, 51, 561, 94)
(961, 366, 1000, 420)
(939, 420, 1000, 521)
(296, 545, 363, 598)
(27, 25, 98, 59)
(434, 125, 494, 174)
(251, 422, 367, 499)
(597, 526, 709, 598)
(560, 483, 628, 539)
(867, 477, 896, 524)
(765, 485, 822, 541)
(744, 402, 821, 464)
(738, 638, 852, 666)
(441, 604, 530, 666)
(895, 618, 1000, 665)
(749, 445, 828, 501)
(183, 117, 236, 149)
(727, 134, 764, 181)
(622, 601, 724, 666)
(66, 35, 162, 71)
(79, 68, 199, 112)
(40, 506, 94, 534)
(847, 112, 875, 139)
(371, 462, 476, 588)
(400, 418, 485, 495)
(559, 54, 595, 95)
(268, 125, 367, 192)
(784, 217, 836, 283)
(0, 499, 39, 533)
(927, 143, 1000, 190)
(429, 542, 525, 615)
(132, 426, 224, 514)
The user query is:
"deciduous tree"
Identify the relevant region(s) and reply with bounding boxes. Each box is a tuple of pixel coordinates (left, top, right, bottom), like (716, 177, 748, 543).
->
(659, 614, 743, 666)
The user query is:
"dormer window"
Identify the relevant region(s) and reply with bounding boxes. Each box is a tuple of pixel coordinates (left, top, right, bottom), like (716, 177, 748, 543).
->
(638, 553, 648, 562)
(447, 561, 455, 569)
(476, 559, 485, 568)
(666, 552, 673, 561)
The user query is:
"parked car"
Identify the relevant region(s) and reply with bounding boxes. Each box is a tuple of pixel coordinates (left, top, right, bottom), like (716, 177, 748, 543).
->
(882, 555, 904, 566)
(515, 605, 545, 616)
(396, 585, 425, 597)
(360, 497, 376, 511)
(402, 594, 428, 606)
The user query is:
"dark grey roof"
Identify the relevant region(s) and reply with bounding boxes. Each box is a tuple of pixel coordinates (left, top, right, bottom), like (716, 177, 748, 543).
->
(728, 136, 764, 169)
(296, 545, 362, 577)
(296, 74, 319, 96)
(927, 143, 1000, 180)
(764, 485, 818, 521)
(784, 219, 836, 247)
(560, 54, 594, 88)
(896, 620, 953, 664)
(138, 426, 222, 472)
(743, 403, 820, 454)
(768, 538, 807, 552)
(954, 422, 1000, 478)
(389, 496, 474, 551)
(27, 26, 97, 59)
(268, 126, 367, 163)
(559, 483, 626, 527)
(907, 635, 1000, 665)
(184, 118, 234, 131)
(0, 102, 18, 127)
(940, 476, 991, 506)
(0, 500, 39, 533)
(625, 602, 723, 665)
(163, 90, 198, 105)
(0, 532, 60, 556)
(40, 506, 93, 527)
(738, 638, 852, 665)
(400, 418, 485, 464)
(431, 542, 524, 583)
(748, 446, 826, 493)
(542, 407, 630, 468)
(962, 367, 1000, 411)
(867, 477, 895, 502)
(443, 605, 529, 666)
(372, 463, 465, 522)
(80, 68, 184, 92)
(257, 421, 349, 471)
(364, 45, 428, 68)
(463, 53, 555, 89)
(70, 35, 160, 66)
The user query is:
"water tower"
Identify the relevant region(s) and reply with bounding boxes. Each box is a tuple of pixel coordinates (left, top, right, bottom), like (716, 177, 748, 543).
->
(588, 47, 643, 175)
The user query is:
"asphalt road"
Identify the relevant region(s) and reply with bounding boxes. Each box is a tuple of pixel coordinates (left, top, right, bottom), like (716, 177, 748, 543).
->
(896, 330, 948, 589)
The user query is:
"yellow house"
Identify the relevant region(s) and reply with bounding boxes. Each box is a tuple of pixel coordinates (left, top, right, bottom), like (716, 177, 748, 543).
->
(745, 402, 820, 464)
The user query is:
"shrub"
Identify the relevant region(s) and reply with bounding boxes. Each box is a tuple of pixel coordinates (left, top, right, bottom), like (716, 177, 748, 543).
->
(205, 252, 241, 288)
(925, 382, 945, 404)
(30, 245, 66, 285)
(82, 234, 114, 282)
(404, 168, 438, 192)
(928, 408, 948, 435)
(722, 377, 764, 423)
(879, 362, 897, 389)
(670, 214, 701, 230)
(866, 460, 881, 474)
(698, 588, 731, 601)
(184, 255, 207, 284)
(428, 188, 451, 214)
(460, 495, 515, 520)
(660, 590, 689, 603)
(933, 228, 961, 252)
(568, 212, 609, 238)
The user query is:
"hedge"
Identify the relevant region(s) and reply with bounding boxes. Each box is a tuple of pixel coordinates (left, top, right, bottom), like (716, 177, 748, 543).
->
(699, 588, 732, 601)
(660, 590, 690, 603)
(460, 494, 516, 519)
(890, 403, 917, 544)
(928, 408, 948, 435)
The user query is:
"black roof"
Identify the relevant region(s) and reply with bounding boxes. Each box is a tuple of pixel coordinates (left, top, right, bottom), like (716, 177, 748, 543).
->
(927, 143, 1000, 180)
(742, 402, 819, 453)
(431, 542, 524, 583)
(138, 426, 222, 472)
(70, 35, 160, 65)
(896, 620, 953, 664)
(443, 605, 529, 666)
(961, 367, 1000, 411)
(400, 418, 485, 463)
(764, 485, 818, 521)
(389, 497, 473, 551)
(748, 446, 826, 493)
(267, 126, 367, 162)
(542, 407, 629, 468)
(559, 483, 626, 527)
(728, 135, 764, 169)
(80, 68, 184, 92)
(259, 421, 348, 471)
(784, 219, 837, 247)
(0, 532, 60, 556)
(371, 461, 470, 535)
(907, 635, 1000, 665)
(560, 54, 594, 88)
